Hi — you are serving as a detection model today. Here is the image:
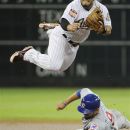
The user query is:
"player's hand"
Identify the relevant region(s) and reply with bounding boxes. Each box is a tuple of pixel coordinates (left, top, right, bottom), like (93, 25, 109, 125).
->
(56, 102, 67, 111)
(104, 25, 112, 35)
(67, 23, 80, 32)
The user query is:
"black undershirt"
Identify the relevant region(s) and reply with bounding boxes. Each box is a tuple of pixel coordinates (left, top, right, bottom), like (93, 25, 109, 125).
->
(60, 18, 70, 31)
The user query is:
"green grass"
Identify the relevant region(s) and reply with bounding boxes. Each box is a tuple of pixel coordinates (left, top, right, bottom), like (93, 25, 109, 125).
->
(0, 87, 130, 122)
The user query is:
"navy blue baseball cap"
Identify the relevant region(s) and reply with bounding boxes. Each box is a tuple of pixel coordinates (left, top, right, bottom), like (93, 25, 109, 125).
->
(77, 94, 100, 115)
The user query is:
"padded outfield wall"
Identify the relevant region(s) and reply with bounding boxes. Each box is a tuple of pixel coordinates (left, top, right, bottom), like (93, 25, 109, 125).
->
(0, 0, 130, 86)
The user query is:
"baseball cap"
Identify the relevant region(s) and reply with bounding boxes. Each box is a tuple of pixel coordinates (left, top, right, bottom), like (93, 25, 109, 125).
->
(77, 94, 100, 115)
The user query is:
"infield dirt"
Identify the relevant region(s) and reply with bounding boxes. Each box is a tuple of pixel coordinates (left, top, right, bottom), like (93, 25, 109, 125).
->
(0, 122, 81, 130)
(0, 122, 130, 130)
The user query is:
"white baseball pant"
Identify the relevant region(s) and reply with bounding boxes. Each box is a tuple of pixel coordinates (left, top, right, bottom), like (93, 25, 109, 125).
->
(24, 29, 79, 71)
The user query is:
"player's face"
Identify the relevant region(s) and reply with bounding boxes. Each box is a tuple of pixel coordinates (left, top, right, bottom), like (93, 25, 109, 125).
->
(84, 108, 99, 119)
(81, 0, 94, 8)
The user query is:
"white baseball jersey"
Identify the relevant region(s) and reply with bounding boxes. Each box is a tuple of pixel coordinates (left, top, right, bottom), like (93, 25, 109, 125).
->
(77, 88, 130, 130)
(24, 0, 111, 72)
(54, 0, 112, 44)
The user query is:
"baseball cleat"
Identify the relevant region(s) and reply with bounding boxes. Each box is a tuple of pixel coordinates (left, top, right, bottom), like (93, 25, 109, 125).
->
(10, 46, 33, 63)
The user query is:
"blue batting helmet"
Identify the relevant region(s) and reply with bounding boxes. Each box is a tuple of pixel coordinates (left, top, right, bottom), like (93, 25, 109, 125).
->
(77, 94, 100, 114)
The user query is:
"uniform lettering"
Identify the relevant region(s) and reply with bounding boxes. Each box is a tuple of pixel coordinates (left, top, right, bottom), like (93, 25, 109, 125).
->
(36, 0, 64, 3)
(39, 10, 63, 22)
(36, 66, 65, 77)
(1, 0, 8, 3)
(16, 0, 24, 3)
(76, 64, 87, 77)
(106, 112, 114, 125)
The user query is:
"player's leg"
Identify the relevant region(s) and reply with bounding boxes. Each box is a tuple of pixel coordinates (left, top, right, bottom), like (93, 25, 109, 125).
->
(23, 33, 67, 71)
(60, 44, 79, 71)
(46, 32, 67, 71)
(10, 29, 77, 71)
(10, 46, 33, 63)
(10, 33, 67, 71)
(111, 109, 130, 129)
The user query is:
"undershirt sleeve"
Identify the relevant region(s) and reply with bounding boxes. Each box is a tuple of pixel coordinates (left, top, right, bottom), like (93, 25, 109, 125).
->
(60, 18, 70, 31)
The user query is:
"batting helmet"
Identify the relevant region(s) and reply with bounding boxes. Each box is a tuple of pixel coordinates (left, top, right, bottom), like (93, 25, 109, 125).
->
(77, 94, 100, 114)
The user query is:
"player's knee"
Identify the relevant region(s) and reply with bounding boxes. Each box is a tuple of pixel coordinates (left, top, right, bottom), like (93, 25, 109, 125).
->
(50, 64, 62, 71)
(50, 61, 63, 71)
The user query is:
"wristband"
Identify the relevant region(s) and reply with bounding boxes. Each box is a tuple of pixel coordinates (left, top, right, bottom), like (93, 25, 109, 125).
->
(63, 102, 67, 106)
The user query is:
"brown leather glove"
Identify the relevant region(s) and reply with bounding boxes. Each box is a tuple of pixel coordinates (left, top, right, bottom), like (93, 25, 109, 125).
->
(85, 7, 105, 33)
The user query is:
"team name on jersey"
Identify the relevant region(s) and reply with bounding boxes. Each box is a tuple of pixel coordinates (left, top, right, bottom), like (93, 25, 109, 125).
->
(69, 9, 77, 18)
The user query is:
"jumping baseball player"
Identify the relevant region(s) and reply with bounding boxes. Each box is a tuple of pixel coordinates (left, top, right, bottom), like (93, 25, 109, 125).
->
(10, 0, 112, 72)
(57, 88, 130, 130)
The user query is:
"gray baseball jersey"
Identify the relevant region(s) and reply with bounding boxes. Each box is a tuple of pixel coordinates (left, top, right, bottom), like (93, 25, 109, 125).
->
(77, 88, 130, 130)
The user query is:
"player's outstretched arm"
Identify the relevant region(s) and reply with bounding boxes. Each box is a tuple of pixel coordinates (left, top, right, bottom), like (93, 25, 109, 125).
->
(39, 22, 59, 30)
(56, 92, 80, 111)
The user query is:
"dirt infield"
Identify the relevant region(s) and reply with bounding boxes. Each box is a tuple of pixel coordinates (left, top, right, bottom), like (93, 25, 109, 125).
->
(0, 122, 82, 130)
(0, 122, 130, 130)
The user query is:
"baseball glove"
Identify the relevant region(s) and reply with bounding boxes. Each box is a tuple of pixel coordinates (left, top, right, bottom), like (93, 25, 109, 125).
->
(85, 7, 105, 33)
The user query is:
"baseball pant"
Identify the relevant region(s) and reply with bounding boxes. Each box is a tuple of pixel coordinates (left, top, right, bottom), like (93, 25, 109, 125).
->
(24, 29, 79, 71)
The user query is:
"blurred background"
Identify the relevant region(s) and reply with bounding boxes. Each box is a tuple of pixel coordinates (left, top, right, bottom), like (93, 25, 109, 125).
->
(0, 0, 130, 87)
(0, 0, 130, 126)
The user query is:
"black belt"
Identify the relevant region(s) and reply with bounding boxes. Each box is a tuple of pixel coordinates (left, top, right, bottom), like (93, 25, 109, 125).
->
(62, 34, 79, 47)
